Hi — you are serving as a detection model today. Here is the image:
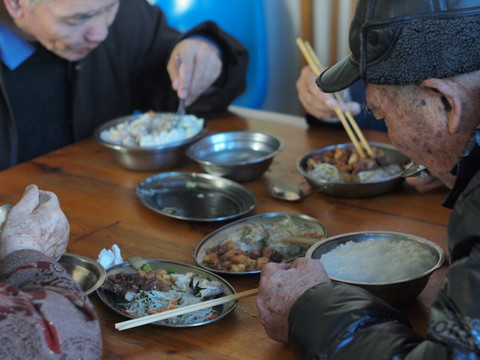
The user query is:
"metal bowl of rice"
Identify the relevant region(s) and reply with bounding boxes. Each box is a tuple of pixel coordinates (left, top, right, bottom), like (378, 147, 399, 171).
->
(297, 142, 410, 198)
(93, 112, 207, 171)
(306, 231, 445, 304)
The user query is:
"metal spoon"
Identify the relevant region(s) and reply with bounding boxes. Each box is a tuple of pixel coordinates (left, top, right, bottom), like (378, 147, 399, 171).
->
(267, 183, 318, 202)
(171, 54, 186, 129)
(401, 163, 428, 178)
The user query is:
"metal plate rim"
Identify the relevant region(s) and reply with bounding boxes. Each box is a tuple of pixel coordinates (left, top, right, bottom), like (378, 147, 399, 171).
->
(194, 212, 328, 275)
(136, 172, 257, 222)
(96, 259, 237, 328)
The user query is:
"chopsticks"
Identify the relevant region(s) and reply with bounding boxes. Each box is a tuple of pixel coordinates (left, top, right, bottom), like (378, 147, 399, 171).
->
(115, 288, 259, 331)
(296, 38, 374, 158)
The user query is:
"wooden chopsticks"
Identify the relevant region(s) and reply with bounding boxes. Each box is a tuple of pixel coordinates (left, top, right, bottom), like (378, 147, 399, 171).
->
(115, 288, 259, 331)
(296, 38, 374, 158)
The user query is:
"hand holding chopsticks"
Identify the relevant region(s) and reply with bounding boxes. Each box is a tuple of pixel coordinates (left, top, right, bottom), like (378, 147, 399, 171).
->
(296, 38, 374, 158)
(115, 288, 258, 331)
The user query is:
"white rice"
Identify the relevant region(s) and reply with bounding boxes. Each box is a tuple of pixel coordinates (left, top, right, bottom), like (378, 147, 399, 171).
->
(318, 239, 437, 282)
(100, 112, 204, 147)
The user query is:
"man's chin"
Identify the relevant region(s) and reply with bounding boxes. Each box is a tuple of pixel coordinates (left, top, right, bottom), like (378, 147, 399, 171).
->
(52, 48, 93, 61)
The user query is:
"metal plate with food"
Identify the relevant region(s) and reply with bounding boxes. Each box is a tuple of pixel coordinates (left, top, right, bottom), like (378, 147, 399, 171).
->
(194, 212, 327, 275)
(136, 172, 256, 222)
(93, 111, 206, 171)
(96, 260, 237, 327)
(297, 142, 410, 198)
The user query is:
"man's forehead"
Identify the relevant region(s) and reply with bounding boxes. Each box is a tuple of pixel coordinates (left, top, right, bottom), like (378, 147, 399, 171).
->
(40, 0, 118, 16)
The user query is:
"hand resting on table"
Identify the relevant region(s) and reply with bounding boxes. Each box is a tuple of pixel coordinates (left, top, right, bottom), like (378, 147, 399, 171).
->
(0, 184, 69, 261)
(256, 257, 331, 344)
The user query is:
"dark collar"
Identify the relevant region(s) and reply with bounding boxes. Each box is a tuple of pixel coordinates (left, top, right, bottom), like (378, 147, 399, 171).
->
(443, 124, 480, 208)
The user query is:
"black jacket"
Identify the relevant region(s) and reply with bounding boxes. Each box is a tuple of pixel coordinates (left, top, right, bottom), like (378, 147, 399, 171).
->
(0, 0, 248, 170)
(288, 127, 480, 359)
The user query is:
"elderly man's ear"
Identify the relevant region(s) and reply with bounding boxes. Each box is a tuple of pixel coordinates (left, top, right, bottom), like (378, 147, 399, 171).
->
(420, 78, 463, 134)
(4, 0, 24, 18)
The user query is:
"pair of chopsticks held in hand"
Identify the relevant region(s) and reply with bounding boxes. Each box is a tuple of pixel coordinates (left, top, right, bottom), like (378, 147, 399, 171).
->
(296, 38, 374, 159)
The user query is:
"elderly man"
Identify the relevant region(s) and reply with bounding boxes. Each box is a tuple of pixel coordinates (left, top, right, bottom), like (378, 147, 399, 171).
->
(0, 0, 248, 169)
(257, 1, 480, 359)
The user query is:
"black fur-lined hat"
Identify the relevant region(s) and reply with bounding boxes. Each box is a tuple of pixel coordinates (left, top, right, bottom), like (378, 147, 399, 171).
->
(317, 0, 480, 93)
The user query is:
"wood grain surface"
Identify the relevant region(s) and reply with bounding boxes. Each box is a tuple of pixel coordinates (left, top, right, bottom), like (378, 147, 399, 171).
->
(0, 111, 451, 359)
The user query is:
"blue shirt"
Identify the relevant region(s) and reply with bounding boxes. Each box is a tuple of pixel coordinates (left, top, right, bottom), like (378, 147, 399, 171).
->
(0, 24, 35, 70)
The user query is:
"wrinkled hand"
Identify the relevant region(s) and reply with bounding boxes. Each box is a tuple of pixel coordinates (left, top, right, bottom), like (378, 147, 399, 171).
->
(296, 65, 361, 119)
(168, 38, 222, 106)
(0, 185, 70, 261)
(256, 257, 330, 344)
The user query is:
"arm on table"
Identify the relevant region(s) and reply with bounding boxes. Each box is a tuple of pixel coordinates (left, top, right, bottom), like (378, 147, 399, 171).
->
(0, 185, 102, 359)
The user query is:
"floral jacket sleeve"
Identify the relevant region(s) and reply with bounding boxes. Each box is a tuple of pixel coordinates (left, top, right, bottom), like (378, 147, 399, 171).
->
(0, 249, 102, 359)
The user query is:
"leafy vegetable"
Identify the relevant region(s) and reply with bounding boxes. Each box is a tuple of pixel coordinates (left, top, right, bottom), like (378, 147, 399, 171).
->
(186, 181, 197, 189)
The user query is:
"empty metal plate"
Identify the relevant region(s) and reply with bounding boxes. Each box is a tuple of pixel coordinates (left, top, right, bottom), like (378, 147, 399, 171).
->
(136, 172, 256, 221)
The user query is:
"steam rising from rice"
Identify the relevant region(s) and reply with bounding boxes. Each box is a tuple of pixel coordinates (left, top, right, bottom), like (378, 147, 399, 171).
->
(319, 239, 437, 282)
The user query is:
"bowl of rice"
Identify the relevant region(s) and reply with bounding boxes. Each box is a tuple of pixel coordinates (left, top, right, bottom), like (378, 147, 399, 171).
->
(94, 111, 206, 171)
(297, 142, 410, 198)
(305, 231, 445, 304)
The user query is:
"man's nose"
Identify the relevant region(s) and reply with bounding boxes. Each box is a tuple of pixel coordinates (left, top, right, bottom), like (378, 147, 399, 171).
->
(84, 21, 109, 43)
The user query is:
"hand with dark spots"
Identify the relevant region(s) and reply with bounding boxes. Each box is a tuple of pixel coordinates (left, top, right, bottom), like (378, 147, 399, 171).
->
(0, 185, 69, 261)
(256, 258, 330, 343)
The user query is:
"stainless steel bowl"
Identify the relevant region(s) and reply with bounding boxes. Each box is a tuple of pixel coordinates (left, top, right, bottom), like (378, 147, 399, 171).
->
(59, 253, 106, 295)
(93, 113, 206, 171)
(297, 142, 410, 198)
(186, 131, 283, 182)
(305, 231, 445, 304)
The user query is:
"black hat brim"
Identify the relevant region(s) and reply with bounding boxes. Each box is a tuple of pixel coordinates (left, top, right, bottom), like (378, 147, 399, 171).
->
(316, 54, 360, 93)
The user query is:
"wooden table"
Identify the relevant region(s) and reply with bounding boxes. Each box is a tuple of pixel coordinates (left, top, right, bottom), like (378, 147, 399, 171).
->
(0, 111, 451, 359)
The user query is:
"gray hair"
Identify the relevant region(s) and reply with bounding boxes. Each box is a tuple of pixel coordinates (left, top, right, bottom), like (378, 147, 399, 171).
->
(27, 0, 48, 7)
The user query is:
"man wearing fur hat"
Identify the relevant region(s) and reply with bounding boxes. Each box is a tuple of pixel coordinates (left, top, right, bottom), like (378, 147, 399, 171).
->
(256, 1, 480, 358)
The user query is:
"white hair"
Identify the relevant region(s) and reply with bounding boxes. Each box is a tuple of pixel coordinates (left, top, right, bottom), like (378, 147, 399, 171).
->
(27, 0, 48, 7)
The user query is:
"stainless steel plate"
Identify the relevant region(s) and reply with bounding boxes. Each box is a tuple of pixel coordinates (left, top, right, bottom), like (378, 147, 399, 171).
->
(136, 172, 256, 221)
(194, 212, 327, 275)
(296, 142, 410, 198)
(96, 260, 237, 328)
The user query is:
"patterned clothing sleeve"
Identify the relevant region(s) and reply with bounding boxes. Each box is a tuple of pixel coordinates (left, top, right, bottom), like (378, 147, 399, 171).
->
(0, 249, 102, 360)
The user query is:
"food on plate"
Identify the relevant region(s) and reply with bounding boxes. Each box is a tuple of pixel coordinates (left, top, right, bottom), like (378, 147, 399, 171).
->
(202, 216, 325, 272)
(101, 268, 223, 326)
(100, 111, 204, 147)
(318, 239, 437, 282)
(306, 146, 403, 183)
